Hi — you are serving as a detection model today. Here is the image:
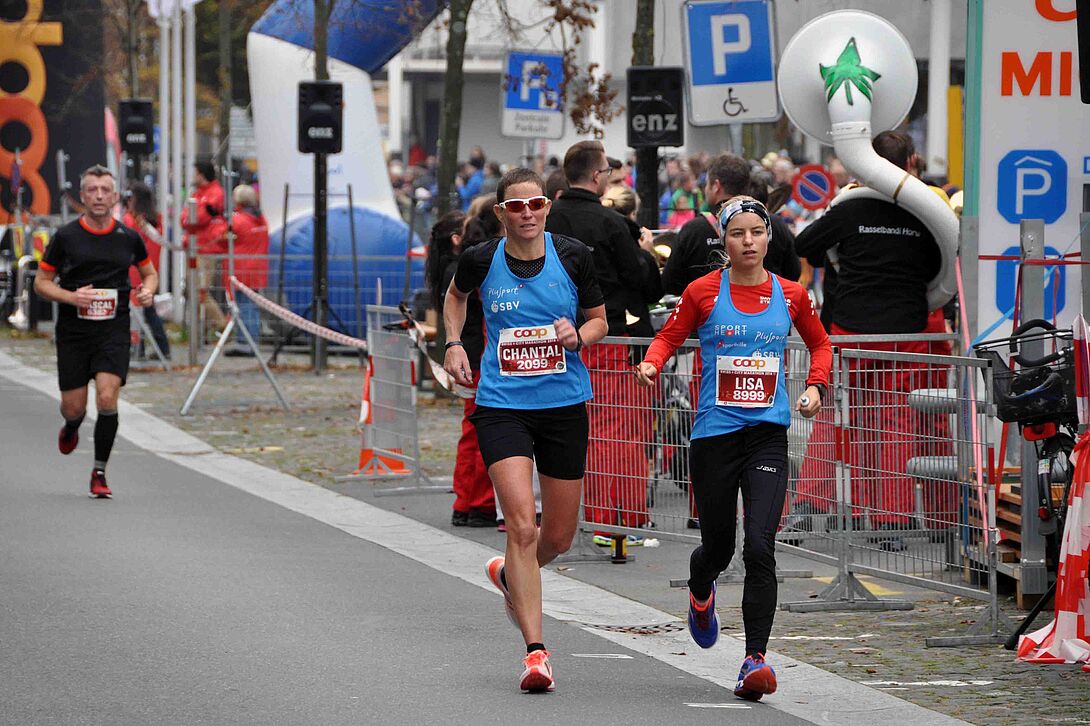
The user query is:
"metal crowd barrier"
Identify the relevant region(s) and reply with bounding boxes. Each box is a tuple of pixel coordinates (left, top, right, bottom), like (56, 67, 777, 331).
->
(579, 334, 1004, 645)
(192, 253, 419, 351)
(335, 305, 443, 495)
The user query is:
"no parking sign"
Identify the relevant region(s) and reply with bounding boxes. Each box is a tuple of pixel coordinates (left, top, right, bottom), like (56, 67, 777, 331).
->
(790, 164, 836, 211)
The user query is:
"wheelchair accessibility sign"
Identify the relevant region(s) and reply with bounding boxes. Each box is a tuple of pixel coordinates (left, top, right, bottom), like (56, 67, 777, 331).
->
(682, 0, 779, 125)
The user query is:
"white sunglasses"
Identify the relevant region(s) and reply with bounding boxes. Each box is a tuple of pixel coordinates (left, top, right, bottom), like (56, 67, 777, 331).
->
(498, 196, 550, 213)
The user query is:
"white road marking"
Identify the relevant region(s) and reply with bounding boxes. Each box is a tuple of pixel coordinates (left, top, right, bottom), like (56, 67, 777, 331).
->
(571, 653, 634, 659)
(861, 680, 994, 688)
(0, 350, 975, 726)
(685, 703, 753, 709)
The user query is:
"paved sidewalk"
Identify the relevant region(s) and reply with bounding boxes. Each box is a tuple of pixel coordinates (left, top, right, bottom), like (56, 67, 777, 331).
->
(3, 329, 1087, 725)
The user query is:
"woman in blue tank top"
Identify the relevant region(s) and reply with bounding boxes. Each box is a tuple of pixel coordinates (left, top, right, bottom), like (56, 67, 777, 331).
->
(636, 197, 832, 702)
(444, 167, 607, 693)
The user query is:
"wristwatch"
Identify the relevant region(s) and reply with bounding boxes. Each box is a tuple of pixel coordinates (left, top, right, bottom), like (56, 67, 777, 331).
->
(811, 383, 827, 402)
(572, 333, 585, 352)
(445, 340, 463, 350)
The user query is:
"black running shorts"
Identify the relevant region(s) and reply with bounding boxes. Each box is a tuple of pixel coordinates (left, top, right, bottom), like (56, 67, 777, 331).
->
(55, 318, 132, 391)
(470, 402, 589, 480)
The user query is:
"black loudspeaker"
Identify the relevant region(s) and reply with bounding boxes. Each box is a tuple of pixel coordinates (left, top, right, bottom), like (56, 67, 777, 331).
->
(298, 81, 344, 154)
(1078, 0, 1090, 103)
(119, 99, 154, 154)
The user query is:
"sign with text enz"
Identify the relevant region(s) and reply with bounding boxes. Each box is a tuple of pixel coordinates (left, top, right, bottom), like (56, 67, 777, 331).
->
(501, 51, 565, 140)
(627, 67, 685, 148)
(682, 0, 779, 125)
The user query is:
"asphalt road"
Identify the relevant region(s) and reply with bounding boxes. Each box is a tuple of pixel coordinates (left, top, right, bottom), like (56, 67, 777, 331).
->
(0, 379, 814, 726)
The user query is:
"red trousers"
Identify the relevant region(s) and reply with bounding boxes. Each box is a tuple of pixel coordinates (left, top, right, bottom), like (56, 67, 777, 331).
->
(583, 342, 653, 527)
(795, 312, 954, 525)
(452, 371, 495, 514)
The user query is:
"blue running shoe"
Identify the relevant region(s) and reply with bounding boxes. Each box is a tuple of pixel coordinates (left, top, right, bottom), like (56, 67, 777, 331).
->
(734, 654, 777, 701)
(686, 582, 719, 648)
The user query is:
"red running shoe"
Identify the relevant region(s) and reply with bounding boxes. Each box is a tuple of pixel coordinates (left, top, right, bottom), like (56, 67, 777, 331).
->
(519, 649, 555, 692)
(89, 470, 112, 499)
(58, 425, 78, 455)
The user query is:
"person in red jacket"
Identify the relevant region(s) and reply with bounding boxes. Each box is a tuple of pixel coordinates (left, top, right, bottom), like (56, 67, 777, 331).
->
(220, 184, 269, 357)
(181, 159, 228, 333)
(123, 182, 170, 358)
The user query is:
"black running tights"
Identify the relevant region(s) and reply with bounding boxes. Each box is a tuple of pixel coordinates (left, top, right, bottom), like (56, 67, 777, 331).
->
(687, 423, 788, 657)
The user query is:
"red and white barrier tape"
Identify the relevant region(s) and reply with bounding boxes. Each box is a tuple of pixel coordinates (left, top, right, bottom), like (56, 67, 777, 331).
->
(230, 277, 367, 350)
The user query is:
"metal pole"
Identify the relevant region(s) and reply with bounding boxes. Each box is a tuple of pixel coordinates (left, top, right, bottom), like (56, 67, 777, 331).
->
(926, 0, 951, 179)
(1081, 211, 1090, 316)
(1018, 218, 1049, 597)
(55, 150, 71, 226)
(171, 5, 184, 319)
(156, 15, 174, 304)
(348, 184, 362, 341)
(402, 194, 418, 304)
(277, 183, 289, 304)
(187, 198, 199, 366)
(314, 152, 328, 374)
(184, 5, 196, 192)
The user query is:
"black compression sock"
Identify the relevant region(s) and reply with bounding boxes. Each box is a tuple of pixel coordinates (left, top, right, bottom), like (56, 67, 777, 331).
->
(499, 566, 508, 590)
(64, 414, 85, 433)
(527, 642, 546, 654)
(94, 410, 119, 469)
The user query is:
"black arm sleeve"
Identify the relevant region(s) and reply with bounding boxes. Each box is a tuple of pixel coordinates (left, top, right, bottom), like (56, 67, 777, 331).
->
(42, 229, 66, 270)
(452, 240, 497, 293)
(793, 207, 843, 267)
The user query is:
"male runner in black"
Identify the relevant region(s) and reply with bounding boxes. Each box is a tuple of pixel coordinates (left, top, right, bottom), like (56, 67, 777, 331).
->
(34, 165, 157, 498)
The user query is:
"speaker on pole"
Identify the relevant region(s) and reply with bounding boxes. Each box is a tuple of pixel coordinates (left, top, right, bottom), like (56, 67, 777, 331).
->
(119, 99, 155, 155)
(298, 81, 344, 154)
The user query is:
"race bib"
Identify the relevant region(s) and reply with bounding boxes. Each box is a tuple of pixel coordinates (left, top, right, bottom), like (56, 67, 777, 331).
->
(77, 289, 118, 321)
(497, 324, 566, 376)
(716, 354, 779, 407)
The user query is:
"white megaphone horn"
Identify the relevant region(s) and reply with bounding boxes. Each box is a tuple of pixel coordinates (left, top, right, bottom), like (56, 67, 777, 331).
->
(778, 11, 958, 312)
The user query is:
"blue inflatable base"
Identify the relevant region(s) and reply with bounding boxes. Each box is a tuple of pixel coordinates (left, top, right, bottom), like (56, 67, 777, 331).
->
(267, 206, 425, 337)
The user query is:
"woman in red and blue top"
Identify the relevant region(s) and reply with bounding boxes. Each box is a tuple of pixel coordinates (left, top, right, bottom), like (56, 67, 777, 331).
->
(636, 196, 832, 701)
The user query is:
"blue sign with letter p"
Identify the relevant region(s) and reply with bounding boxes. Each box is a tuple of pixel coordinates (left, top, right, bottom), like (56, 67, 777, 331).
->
(686, 1, 774, 87)
(997, 149, 1067, 224)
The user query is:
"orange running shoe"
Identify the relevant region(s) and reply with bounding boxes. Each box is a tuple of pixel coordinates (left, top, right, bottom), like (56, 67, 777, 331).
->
(485, 556, 517, 627)
(519, 649, 555, 693)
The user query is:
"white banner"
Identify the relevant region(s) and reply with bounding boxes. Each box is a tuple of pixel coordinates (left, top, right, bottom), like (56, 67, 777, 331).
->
(976, 2, 1088, 340)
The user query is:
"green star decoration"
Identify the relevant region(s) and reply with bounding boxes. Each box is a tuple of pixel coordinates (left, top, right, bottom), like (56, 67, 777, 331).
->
(819, 37, 881, 106)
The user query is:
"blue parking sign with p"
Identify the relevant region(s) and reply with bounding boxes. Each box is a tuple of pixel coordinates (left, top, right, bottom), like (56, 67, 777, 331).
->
(997, 149, 1067, 224)
(504, 52, 564, 112)
(686, 1, 774, 86)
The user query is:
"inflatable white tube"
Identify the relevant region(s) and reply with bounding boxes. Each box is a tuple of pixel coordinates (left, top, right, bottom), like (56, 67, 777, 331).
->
(778, 11, 957, 311)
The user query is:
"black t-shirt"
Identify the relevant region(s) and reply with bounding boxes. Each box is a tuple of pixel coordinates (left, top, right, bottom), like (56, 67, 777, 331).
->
(661, 213, 800, 295)
(41, 218, 149, 330)
(544, 187, 646, 334)
(453, 234, 604, 311)
(794, 197, 941, 334)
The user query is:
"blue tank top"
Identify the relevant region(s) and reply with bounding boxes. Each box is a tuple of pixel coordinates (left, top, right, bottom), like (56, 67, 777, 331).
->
(476, 233, 593, 409)
(693, 271, 792, 439)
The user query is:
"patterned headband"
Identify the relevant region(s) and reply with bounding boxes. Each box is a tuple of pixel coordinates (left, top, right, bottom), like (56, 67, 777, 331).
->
(718, 199, 773, 242)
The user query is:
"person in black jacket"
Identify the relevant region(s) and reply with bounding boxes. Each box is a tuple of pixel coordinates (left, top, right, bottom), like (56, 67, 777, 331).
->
(662, 154, 800, 295)
(545, 141, 656, 533)
(791, 131, 952, 540)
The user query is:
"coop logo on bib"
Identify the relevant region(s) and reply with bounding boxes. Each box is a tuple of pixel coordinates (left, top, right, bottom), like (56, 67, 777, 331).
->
(76, 289, 118, 321)
(498, 324, 565, 376)
(716, 354, 779, 407)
